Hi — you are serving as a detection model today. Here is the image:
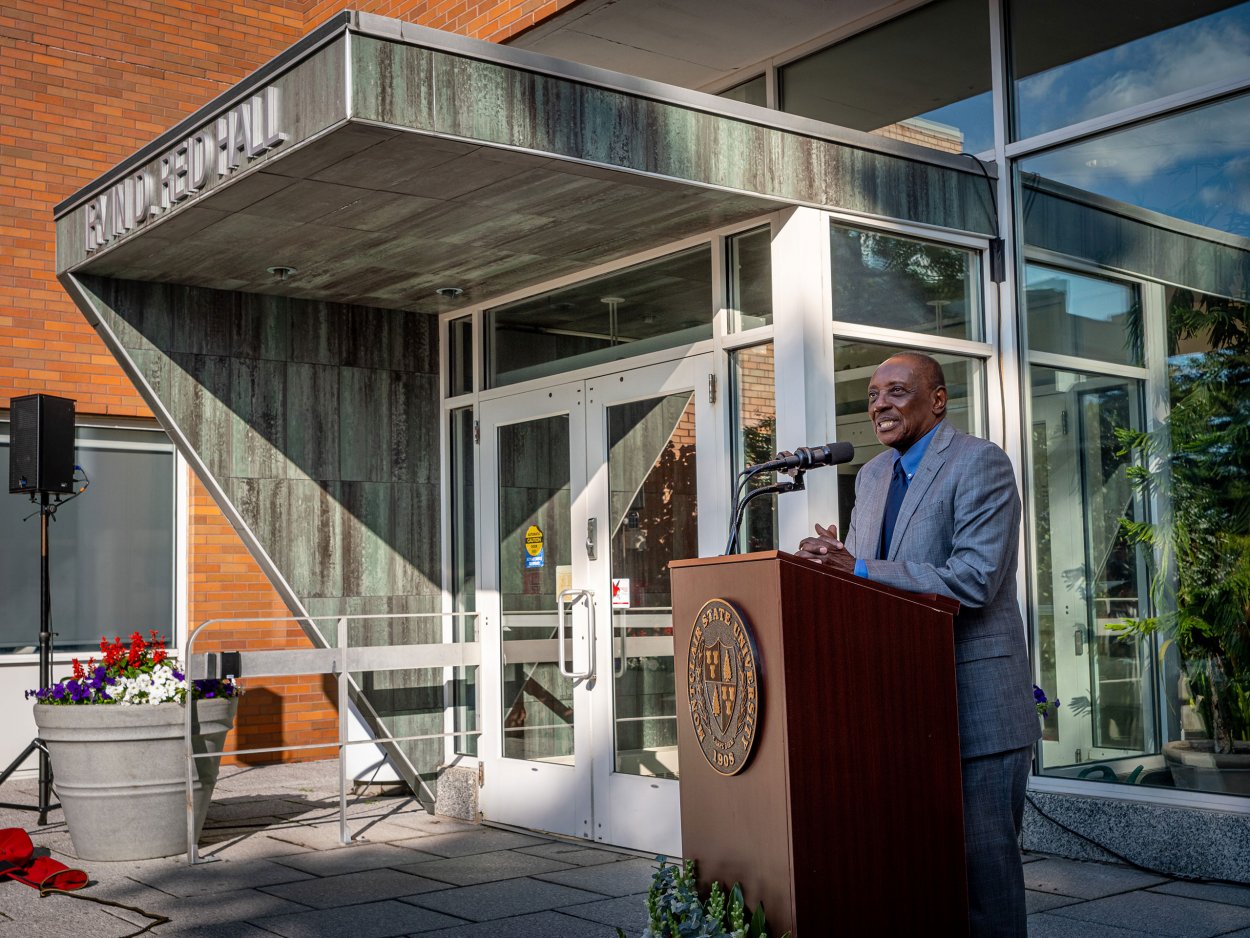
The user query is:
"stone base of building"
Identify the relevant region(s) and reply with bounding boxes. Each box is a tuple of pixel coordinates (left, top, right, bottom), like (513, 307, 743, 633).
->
(1024, 789, 1250, 884)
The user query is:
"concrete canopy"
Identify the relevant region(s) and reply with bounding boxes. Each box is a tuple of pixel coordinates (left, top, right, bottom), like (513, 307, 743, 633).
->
(55, 12, 995, 314)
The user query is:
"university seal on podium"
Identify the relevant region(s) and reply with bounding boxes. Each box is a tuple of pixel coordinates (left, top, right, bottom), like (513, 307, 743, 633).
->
(687, 598, 761, 775)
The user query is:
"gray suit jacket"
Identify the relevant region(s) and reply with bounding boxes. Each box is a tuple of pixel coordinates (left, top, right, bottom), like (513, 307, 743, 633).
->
(844, 420, 1040, 759)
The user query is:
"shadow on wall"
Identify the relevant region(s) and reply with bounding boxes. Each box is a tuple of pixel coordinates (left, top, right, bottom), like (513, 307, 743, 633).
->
(75, 275, 451, 787)
(230, 677, 340, 766)
(77, 274, 444, 616)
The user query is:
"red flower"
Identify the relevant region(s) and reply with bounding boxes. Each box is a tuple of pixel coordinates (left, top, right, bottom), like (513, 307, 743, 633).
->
(71, 659, 84, 680)
(102, 637, 124, 667)
(127, 631, 146, 667)
(153, 648, 167, 664)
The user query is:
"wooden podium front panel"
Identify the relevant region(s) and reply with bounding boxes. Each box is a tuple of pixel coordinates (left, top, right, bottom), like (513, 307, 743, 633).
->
(777, 556, 966, 933)
(672, 554, 795, 931)
(672, 552, 967, 936)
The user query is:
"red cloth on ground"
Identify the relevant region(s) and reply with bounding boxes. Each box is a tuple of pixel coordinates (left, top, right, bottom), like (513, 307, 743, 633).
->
(0, 827, 88, 895)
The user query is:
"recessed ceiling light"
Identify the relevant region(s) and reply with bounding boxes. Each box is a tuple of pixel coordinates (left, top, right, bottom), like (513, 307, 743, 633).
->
(437, 287, 465, 298)
(266, 266, 297, 281)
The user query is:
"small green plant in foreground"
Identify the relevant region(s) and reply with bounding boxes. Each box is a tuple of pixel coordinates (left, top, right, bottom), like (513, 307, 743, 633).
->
(617, 857, 789, 938)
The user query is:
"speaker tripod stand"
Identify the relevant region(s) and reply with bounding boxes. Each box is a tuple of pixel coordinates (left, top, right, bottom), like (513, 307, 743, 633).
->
(0, 492, 62, 825)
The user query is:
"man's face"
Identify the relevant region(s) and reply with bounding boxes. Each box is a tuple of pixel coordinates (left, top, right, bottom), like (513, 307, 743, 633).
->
(867, 357, 947, 452)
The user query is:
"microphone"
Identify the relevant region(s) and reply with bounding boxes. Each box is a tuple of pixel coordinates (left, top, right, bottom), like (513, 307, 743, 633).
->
(745, 441, 855, 475)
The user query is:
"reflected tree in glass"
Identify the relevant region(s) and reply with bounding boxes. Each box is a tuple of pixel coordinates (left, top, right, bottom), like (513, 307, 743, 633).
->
(1114, 291, 1250, 755)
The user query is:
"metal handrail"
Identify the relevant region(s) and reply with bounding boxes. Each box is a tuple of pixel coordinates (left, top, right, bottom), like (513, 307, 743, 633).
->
(183, 612, 481, 865)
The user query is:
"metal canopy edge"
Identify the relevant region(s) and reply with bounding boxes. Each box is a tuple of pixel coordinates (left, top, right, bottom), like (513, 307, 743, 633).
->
(56, 8, 994, 223)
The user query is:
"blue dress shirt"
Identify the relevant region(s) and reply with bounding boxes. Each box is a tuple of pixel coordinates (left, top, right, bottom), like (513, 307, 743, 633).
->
(853, 421, 943, 578)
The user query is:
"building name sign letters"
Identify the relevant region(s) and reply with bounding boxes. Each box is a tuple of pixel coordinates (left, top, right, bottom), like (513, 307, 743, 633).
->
(84, 87, 286, 253)
(687, 598, 761, 776)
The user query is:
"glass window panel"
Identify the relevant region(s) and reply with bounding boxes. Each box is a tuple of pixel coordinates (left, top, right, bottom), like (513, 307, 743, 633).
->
(728, 226, 772, 332)
(779, 0, 993, 155)
(1029, 367, 1155, 779)
(449, 407, 477, 756)
(1019, 90, 1250, 282)
(1020, 94, 1250, 795)
(448, 315, 473, 396)
(0, 426, 175, 654)
(1010, 1, 1250, 141)
(497, 416, 575, 763)
(831, 224, 983, 341)
(1025, 265, 1143, 366)
(1154, 287, 1250, 788)
(486, 246, 713, 388)
(832, 340, 984, 527)
(607, 393, 698, 780)
(718, 75, 766, 107)
(730, 343, 777, 552)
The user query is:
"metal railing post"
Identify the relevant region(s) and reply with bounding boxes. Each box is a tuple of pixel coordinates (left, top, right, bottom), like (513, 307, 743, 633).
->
(337, 616, 350, 845)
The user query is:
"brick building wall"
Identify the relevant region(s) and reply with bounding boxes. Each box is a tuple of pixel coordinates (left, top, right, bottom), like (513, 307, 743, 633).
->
(0, 0, 572, 766)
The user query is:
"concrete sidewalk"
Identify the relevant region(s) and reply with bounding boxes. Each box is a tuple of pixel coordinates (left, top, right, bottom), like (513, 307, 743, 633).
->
(3, 761, 1250, 937)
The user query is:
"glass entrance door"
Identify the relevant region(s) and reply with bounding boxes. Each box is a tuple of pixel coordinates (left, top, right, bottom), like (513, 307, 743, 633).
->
(478, 356, 712, 855)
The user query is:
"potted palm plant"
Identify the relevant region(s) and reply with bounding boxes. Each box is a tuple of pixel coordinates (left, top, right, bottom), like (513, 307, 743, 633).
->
(1114, 291, 1250, 793)
(26, 631, 240, 860)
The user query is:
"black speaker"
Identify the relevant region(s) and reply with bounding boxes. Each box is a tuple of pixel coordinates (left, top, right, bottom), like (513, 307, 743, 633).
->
(8, 394, 76, 495)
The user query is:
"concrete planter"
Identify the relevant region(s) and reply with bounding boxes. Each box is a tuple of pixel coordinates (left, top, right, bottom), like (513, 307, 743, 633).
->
(1164, 740, 1250, 796)
(34, 698, 238, 861)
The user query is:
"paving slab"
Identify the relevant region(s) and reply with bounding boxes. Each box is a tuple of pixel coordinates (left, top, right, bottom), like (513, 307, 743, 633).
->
(271, 841, 442, 876)
(381, 812, 482, 836)
(391, 827, 548, 858)
(1027, 889, 1085, 914)
(1027, 912, 1158, 937)
(415, 910, 624, 937)
(396, 849, 574, 885)
(0, 888, 150, 936)
(402, 877, 606, 922)
(130, 921, 280, 938)
(562, 893, 652, 933)
(126, 857, 315, 897)
(251, 898, 466, 938)
(514, 841, 635, 867)
(259, 867, 452, 908)
(1150, 879, 1250, 908)
(197, 831, 316, 861)
(122, 887, 314, 926)
(1025, 857, 1171, 898)
(534, 857, 658, 897)
(1044, 890, 1250, 937)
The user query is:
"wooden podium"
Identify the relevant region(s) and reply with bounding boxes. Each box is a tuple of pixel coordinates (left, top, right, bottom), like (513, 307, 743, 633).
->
(670, 551, 968, 936)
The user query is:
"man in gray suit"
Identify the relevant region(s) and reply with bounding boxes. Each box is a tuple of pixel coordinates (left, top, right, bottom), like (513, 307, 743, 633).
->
(797, 352, 1039, 937)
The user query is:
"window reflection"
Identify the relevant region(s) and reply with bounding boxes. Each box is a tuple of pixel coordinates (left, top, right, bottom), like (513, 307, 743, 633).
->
(730, 344, 776, 553)
(1020, 86, 1250, 795)
(0, 426, 174, 654)
(831, 224, 982, 341)
(780, 0, 993, 155)
(1026, 265, 1142, 366)
(718, 75, 766, 107)
(1011, 0, 1250, 141)
(486, 247, 712, 388)
(728, 226, 772, 332)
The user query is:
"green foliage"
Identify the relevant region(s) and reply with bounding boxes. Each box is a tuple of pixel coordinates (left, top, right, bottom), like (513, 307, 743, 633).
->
(617, 857, 789, 938)
(1112, 290, 1250, 751)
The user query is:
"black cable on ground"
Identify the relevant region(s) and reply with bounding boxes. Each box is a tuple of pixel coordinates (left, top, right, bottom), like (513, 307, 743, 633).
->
(43, 890, 170, 938)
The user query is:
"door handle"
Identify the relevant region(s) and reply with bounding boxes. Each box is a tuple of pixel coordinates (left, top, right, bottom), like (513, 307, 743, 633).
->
(586, 517, 597, 560)
(557, 588, 596, 682)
